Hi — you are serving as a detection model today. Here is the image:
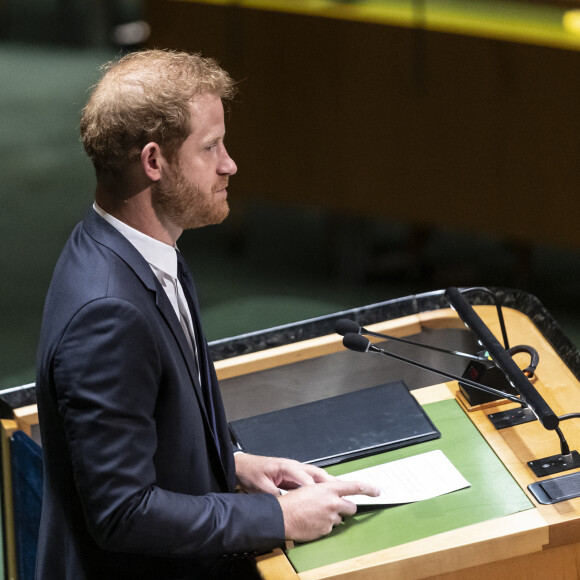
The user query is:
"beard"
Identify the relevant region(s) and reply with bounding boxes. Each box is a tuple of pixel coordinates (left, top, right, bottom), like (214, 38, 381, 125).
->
(152, 161, 230, 231)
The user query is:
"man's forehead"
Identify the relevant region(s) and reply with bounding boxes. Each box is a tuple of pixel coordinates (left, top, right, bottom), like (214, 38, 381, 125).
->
(189, 92, 222, 111)
(187, 94, 225, 133)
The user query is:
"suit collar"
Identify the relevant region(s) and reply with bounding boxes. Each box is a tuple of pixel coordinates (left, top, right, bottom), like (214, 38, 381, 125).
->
(92, 202, 180, 280)
(82, 208, 203, 408)
(82, 207, 228, 479)
(82, 207, 159, 293)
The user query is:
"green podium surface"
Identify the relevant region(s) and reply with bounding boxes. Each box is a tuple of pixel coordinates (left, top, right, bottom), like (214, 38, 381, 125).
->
(287, 398, 533, 573)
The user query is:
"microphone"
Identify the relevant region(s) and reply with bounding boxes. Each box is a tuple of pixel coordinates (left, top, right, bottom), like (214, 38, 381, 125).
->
(335, 318, 361, 337)
(341, 333, 523, 405)
(445, 287, 558, 431)
(342, 332, 375, 353)
(335, 318, 487, 363)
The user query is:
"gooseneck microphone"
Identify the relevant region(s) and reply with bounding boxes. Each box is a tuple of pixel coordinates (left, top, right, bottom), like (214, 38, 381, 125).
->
(342, 290, 577, 475)
(335, 318, 488, 363)
(445, 287, 558, 431)
(335, 318, 365, 337)
(342, 333, 375, 352)
(342, 333, 523, 405)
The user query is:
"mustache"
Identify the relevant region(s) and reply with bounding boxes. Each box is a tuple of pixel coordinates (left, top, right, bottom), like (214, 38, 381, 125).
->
(214, 178, 229, 191)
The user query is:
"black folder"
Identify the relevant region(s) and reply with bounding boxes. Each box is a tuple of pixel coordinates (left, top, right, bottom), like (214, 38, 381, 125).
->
(229, 380, 440, 467)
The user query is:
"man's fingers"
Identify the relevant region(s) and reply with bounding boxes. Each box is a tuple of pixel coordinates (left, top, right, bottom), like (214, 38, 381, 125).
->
(277, 461, 335, 489)
(277, 479, 380, 542)
(338, 498, 357, 518)
(284, 469, 316, 487)
(331, 480, 381, 498)
(302, 463, 336, 483)
(259, 478, 284, 495)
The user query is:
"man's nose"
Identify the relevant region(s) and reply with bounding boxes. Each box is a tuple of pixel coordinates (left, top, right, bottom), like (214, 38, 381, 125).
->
(219, 147, 237, 176)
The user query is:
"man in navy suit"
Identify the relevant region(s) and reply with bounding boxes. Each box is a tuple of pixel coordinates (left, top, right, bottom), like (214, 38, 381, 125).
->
(35, 50, 377, 579)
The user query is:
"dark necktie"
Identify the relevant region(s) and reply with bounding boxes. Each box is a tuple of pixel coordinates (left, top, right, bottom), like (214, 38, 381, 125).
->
(175, 250, 220, 452)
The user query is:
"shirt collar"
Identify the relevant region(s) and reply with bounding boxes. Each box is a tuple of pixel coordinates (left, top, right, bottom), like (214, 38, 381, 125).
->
(93, 202, 178, 279)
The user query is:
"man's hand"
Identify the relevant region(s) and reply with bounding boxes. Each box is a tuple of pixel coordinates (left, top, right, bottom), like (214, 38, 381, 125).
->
(234, 454, 380, 542)
(235, 452, 334, 495)
(277, 480, 381, 542)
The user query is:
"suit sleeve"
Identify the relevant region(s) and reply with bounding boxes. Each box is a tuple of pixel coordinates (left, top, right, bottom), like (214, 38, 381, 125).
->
(52, 297, 285, 557)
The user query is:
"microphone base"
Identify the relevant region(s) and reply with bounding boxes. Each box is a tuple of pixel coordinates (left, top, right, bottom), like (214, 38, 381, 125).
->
(528, 450, 580, 477)
(487, 407, 537, 430)
(459, 355, 519, 406)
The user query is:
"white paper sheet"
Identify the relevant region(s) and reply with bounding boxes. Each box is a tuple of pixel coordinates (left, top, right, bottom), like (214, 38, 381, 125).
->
(338, 449, 470, 505)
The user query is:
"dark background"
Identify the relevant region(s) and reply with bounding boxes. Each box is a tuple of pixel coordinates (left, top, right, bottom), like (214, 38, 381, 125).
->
(2, 0, 580, 390)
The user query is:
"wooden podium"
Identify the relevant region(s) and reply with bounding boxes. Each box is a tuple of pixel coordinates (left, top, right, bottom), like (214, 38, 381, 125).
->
(2, 289, 580, 579)
(209, 293, 580, 579)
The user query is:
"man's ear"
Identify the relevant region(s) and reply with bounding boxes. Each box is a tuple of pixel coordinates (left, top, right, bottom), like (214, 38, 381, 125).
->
(141, 142, 164, 182)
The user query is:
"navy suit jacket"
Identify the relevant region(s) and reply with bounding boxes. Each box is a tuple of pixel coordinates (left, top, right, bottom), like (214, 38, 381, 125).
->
(35, 209, 284, 579)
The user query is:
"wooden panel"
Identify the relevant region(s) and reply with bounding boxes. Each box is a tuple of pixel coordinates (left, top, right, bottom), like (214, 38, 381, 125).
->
(242, 306, 580, 578)
(257, 548, 300, 579)
(13, 405, 38, 437)
(1, 419, 18, 580)
(13, 304, 580, 577)
(214, 313, 424, 379)
(146, 0, 580, 249)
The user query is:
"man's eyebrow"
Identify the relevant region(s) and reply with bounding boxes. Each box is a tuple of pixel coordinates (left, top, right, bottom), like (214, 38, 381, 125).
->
(204, 132, 225, 145)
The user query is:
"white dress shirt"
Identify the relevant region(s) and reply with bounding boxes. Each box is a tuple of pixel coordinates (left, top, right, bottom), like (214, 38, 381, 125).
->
(92, 203, 198, 363)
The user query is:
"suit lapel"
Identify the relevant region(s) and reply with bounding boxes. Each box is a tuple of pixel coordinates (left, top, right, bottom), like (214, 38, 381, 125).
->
(152, 281, 228, 481)
(82, 209, 227, 478)
(152, 278, 204, 393)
